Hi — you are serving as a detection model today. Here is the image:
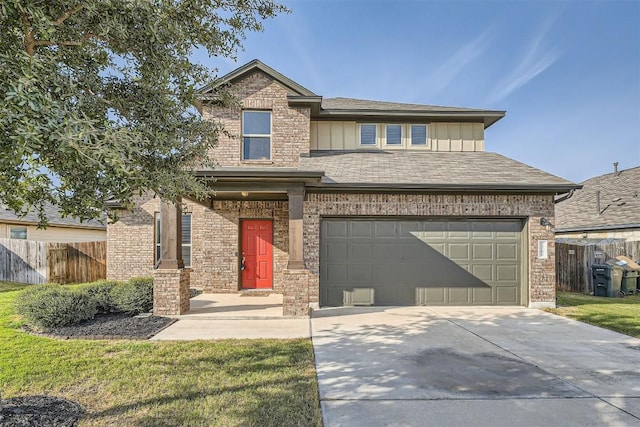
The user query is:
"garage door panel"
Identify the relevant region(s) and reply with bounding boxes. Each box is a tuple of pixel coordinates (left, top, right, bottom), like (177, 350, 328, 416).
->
(350, 221, 372, 238)
(320, 218, 523, 307)
(497, 243, 518, 260)
(350, 243, 371, 260)
(325, 242, 348, 261)
(348, 264, 371, 283)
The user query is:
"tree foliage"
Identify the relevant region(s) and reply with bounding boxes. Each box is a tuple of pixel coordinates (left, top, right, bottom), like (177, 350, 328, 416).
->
(0, 0, 286, 224)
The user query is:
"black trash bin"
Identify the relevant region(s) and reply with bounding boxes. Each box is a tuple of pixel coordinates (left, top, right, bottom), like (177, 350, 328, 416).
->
(592, 264, 624, 297)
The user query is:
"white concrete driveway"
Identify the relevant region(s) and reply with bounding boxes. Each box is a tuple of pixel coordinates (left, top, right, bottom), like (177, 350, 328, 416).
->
(311, 307, 640, 427)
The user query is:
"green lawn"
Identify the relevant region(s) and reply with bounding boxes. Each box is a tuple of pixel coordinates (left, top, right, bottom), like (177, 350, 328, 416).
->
(0, 282, 322, 426)
(548, 291, 640, 338)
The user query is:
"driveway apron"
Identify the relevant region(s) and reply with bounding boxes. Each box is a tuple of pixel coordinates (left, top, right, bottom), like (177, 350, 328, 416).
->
(311, 307, 640, 427)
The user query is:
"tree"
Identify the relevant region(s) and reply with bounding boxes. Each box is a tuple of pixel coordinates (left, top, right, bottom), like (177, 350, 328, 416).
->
(0, 0, 286, 225)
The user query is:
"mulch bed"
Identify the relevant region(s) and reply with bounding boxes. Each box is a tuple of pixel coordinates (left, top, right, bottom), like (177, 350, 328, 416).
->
(0, 395, 84, 427)
(23, 312, 176, 340)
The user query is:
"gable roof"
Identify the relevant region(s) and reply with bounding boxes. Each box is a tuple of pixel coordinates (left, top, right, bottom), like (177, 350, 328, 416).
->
(197, 59, 316, 97)
(555, 165, 640, 232)
(0, 203, 106, 230)
(298, 151, 577, 192)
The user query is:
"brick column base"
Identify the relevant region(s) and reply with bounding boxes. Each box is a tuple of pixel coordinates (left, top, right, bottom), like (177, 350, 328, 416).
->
(283, 269, 310, 317)
(153, 269, 190, 316)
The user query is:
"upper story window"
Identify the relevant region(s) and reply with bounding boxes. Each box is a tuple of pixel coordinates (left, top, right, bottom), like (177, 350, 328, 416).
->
(10, 226, 27, 240)
(242, 111, 271, 160)
(359, 124, 377, 146)
(410, 124, 428, 146)
(385, 124, 402, 146)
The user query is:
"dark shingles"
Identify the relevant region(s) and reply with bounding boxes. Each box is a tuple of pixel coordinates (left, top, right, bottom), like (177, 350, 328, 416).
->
(299, 151, 575, 187)
(555, 166, 640, 231)
(321, 98, 500, 113)
(0, 202, 106, 229)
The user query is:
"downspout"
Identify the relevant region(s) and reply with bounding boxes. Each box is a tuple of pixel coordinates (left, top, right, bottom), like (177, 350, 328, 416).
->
(554, 189, 575, 204)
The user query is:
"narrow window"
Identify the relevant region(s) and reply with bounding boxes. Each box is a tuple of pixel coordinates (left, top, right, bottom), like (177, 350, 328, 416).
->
(359, 124, 377, 145)
(242, 111, 271, 160)
(154, 212, 161, 265)
(386, 124, 402, 145)
(9, 226, 27, 240)
(181, 214, 192, 268)
(411, 125, 428, 146)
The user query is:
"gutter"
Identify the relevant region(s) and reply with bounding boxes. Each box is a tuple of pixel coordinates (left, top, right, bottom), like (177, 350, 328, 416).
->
(554, 188, 578, 204)
(555, 223, 640, 233)
(305, 182, 581, 194)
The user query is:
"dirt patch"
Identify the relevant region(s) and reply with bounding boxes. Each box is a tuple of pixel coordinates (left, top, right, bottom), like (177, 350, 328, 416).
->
(0, 395, 84, 427)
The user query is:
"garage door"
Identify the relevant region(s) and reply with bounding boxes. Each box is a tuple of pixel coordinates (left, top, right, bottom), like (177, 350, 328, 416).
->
(320, 218, 524, 306)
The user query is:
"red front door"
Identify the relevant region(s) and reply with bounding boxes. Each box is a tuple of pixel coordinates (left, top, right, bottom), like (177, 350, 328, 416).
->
(241, 220, 273, 289)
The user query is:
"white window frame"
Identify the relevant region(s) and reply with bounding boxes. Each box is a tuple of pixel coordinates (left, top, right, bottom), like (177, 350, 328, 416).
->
(409, 124, 430, 149)
(154, 212, 161, 266)
(383, 124, 404, 148)
(242, 110, 272, 161)
(181, 213, 192, 268)
(358, 123, 378, 147)
(9, 226, 27, 240)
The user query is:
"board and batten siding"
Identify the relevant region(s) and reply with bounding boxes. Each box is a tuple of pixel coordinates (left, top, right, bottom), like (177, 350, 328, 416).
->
(0, 222, 106, 242)
(310, 121, 484, 151)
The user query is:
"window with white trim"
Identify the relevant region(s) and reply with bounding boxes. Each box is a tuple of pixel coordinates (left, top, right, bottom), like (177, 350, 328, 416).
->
(359, 124, 377, 146)
(410, 124, 428, 146)
(10, 226, 27, 240)
(385, 124, 402, 146)
(242, 111, 271, 160)
(181, 214, 192, 268)
(154, 213, 161, 264)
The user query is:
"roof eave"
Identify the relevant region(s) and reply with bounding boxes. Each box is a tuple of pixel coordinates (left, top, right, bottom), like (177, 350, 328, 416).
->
(306, 183, 579, 193)
(197, 59, 317, 97)
(555, 223, 640, 233)
(313, 109, 505, 128)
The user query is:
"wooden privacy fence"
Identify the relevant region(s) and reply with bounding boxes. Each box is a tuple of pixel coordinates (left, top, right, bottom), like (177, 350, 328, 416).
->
(0, 238, 106, 284)
(556, 241, 640, 293)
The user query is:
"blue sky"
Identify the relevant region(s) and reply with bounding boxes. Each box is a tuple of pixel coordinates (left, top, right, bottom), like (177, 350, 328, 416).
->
(198, 0, 640, 184)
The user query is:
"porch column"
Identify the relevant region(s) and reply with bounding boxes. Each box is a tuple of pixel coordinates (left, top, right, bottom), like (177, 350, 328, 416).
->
(153, 197, 190, 316)
(287, 187, 305, 269)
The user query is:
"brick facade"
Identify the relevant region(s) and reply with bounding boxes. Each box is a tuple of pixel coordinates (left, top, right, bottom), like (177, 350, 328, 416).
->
(153, 268, 190, 315)
(303, 193, 556, 307)
(202, 70, 310, 168)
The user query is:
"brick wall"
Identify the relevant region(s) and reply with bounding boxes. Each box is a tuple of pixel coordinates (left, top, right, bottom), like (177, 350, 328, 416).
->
(153, 268, 190, 315)
(202, 70, 310, 167)
(303, 193, 556, 307)
(190, 200, 289, 293)
(107, 193, 159, 280)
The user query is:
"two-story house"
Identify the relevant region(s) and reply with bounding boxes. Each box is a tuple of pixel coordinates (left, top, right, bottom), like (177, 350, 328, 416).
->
(107, 60, 578, 316)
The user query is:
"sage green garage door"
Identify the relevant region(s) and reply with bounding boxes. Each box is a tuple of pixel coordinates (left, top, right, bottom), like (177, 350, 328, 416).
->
(320, 218, 524, 306)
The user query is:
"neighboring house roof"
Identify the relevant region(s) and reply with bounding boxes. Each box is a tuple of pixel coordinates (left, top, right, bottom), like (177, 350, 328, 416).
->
(555, 165, 640, 233)
(298, 151, 576, 192)
(0, 203, 106, 230)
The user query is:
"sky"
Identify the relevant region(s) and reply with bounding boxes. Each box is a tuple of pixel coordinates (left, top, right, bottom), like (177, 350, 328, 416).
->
(195, 0, 640, 184)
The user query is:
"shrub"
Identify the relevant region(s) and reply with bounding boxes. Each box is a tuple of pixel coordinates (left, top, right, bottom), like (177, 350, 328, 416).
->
(111, 277, 153, 314)
(80, 280, 120, 314)
(15, 284, 97, 328)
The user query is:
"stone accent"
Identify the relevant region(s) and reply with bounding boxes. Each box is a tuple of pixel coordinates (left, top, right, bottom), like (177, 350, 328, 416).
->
(303, 193, 556, 307)
(153, 268, 190, 315)
(202, 70, 310, 168)
(283, 269, 311, 316)
(107, 193, 159, 280)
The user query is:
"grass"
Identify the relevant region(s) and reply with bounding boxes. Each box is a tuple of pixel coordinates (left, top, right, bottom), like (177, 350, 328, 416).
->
(548, 291, 640, 338)
(0, 282, 322, 426)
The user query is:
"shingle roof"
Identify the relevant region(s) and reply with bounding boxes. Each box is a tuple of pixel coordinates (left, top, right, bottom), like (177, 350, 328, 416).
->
(0, 202, 106, 229)
(555, 166, 640, 232)
(298, 151, 576, 190)
(321, 98, 493, 113)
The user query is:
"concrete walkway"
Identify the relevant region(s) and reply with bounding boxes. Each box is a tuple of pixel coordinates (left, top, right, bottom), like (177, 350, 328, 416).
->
(150, 293, 310, 340)
(311, 306, 640, 427)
